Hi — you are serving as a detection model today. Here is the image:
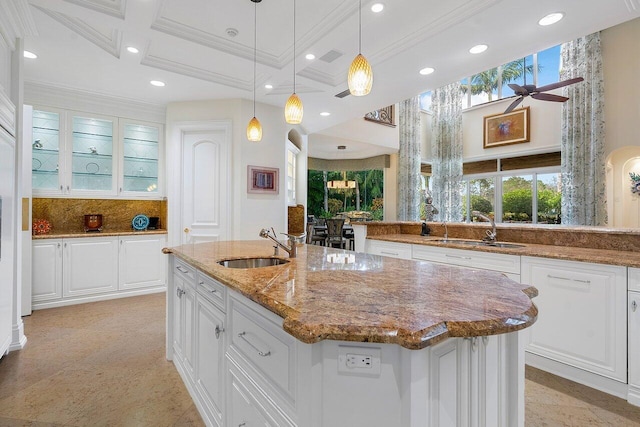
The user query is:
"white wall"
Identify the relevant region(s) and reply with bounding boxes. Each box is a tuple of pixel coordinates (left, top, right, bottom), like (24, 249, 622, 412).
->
(602, 18, 640, 156)
(166, 99, 290, 241)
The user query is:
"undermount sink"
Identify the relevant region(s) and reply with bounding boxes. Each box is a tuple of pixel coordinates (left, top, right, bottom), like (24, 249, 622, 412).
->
(218, 257, 289, 269)
(431, 239, 525, 249)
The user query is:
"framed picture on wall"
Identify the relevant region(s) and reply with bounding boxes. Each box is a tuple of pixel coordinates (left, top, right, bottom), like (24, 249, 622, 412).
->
(483, 106, 530, 148)
(247, 165, 279, 194)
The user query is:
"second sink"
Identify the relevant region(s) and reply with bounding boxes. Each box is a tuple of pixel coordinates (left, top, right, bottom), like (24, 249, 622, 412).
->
(218, 257, 289, 269)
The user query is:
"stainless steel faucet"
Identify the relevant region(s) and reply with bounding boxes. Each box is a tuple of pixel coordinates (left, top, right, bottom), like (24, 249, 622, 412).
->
(259, 228, 305, 258)
(472, 211, 497, 243)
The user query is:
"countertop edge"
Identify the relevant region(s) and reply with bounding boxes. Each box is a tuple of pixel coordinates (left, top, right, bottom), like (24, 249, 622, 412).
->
(34, 230, 168, 239)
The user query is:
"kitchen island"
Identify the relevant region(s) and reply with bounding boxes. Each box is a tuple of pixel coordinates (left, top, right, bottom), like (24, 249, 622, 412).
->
(164, 240, 538, 427)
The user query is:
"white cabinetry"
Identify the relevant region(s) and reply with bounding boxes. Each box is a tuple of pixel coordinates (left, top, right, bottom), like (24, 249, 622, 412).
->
(32, 234, 166, 309)
(64, 237, 118, 297)
(366, 239, 412, 260)
(31, 108, 164, 198)
(411, 244, 521, 281)
(32, 239, 63, 303)
(522, 256, 627, 387)
(629, 267, 640, 406)
(119, 234, 166, 290)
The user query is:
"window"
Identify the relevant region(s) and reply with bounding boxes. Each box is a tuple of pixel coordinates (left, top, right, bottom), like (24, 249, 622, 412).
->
(461, 167, 561, 224)
(286, 141, 300, 206)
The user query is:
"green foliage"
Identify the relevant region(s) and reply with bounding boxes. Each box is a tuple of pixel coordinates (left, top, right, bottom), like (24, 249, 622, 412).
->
(502, 188, 532, 221)
(461, 59, 537, 101)
(470, 195, 493, 214)
(327, 198, 343, 215)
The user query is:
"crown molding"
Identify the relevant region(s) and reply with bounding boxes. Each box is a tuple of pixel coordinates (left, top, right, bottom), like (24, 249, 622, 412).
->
(62, 0, 126, 19)
(141, 54, 258, 91)
(297, 68, 340, 87)
(33, 5, 122, 58)
(0, 0, 38, 51)
(24, 81, 166, 123)
(265, 84, 322, 96)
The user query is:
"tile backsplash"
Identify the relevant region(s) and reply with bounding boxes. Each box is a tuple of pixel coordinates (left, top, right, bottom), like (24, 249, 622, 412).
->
(32, 198, 167, 233)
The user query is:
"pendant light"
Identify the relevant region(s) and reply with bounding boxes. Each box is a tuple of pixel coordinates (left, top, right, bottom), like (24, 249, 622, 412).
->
(348, 0, 373, 96)
(247, 0, 263, 142)
(284, 0, 303, 124)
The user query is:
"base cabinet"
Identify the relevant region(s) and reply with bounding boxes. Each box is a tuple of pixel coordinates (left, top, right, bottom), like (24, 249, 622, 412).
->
(32, 234, 166, 309)
(629, 268, 640, 406)
(522, 256, 627, 384)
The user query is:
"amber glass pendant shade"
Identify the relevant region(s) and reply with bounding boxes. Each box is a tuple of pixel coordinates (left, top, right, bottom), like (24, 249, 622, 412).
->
(285, 93, 303, 124)
(246, 116, 262, 142)
(348, 53, 373, 96)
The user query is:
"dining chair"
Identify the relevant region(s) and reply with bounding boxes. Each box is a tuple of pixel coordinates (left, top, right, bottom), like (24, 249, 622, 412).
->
(310, 218, 327, 246)
(325, 218, 347, 249)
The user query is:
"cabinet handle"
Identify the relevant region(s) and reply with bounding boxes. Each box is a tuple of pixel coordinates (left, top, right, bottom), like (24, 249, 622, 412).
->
(66, 185, 70, 192)
(547, 274, 591, 284)
(64, 242, 67, 248)
(176, 265, 188, 274)
(59, 185, 63, 191)
(633, 300, 638, 312)
(380, 251, 399, 256)
(464, 337, 478, 352)
(215, 325, 224, 339)
(239, 423, 246, 427)
(482, 336, 489, 346)
(119, 187, 122, 193)
(57, 243, 61, 248)
(238, 331, 271, 357)
(446, 254, 472, 260)
(176, 287, 184, 298)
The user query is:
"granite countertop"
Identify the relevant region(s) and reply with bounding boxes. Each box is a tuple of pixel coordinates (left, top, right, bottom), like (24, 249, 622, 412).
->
(164, 240, 538, 350)
(33, 229, 168, 239)
(369, 234, 640, 268)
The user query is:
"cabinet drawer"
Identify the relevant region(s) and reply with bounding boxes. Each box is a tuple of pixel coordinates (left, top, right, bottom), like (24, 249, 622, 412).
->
(197, 272, 226, 311)
(366, 240, 412, 260)
(174, 258, 196, 283)
(630, 267, 640, 292)
(412, 244, 520, 275)
(228, 295, 297, 403)
(228, 362, 295, 427)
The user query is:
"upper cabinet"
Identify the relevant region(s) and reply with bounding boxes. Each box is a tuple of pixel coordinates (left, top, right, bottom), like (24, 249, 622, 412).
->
(31, 107, 164, 199)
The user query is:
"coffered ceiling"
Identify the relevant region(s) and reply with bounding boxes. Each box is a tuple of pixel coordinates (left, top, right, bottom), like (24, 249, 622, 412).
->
(21, 0, 640, 158)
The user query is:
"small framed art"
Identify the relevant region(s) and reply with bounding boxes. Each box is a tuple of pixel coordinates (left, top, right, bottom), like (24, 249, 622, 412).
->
(247, 165, 279, 194)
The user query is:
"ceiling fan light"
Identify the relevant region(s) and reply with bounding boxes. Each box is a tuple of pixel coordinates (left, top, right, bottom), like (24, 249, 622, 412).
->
(247, 116, 262, 142)
(285, 93, 304, 124)
(348, 53, 373, 96)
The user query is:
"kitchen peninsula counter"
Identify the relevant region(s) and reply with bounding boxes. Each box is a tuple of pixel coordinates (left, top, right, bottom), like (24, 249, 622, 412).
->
(164, 240, 537, 350)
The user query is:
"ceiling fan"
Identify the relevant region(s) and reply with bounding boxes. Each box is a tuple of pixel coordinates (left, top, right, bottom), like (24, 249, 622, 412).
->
(504, 76, 584, 113)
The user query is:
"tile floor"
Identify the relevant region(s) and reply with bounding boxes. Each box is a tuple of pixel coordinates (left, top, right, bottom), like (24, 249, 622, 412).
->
(0, 293, 639, 426)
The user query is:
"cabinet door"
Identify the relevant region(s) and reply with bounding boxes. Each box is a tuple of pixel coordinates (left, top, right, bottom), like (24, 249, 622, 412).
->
(32, 239, 63, 302)
(119, 119, 163, 198)
(366, 240, 412, 259)
(118, 235, 166, 290)
(522, 256, 627, 382)
(67, 112, 118, 196)
(32, 108, 67, 195)
(195, 295, 225, 427)
(63, 237, 118, 297)
(629, 291, 640, 406)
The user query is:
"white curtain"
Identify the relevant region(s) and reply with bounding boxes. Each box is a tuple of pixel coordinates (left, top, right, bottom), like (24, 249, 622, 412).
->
(397, 96, 422, 221)
(560, 32, 607, 226)
(431, 82, 463, 222)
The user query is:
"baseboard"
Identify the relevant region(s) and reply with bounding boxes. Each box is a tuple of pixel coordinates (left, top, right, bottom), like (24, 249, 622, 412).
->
(525, 352, 628, 399)
(32, 286, 166, 310)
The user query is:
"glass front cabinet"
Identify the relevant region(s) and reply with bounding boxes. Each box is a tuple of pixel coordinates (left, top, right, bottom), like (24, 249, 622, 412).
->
(31, 108, 163, 198)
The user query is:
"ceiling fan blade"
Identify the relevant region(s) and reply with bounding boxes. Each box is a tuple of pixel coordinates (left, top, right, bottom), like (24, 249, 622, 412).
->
(508, 83, 528, 96)
(531, 93, 569, 102)
(504, 97, 523, 113)
(535, 77, 584, 93)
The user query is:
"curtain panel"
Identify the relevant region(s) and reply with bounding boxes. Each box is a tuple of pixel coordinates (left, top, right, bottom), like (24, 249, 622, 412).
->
(431, 82, 463, 222)
(560, 32, 607, 226)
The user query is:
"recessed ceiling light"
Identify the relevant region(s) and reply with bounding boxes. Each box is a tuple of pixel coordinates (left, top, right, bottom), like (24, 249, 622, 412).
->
(126, 46, 139, 54)
(150, 80, 165, 87)
(23, 50, 37, 59)
(264, 84, 273, 89)
(371, 3, 384, 13)
(320, 112, 331, 116)
(305, 53, 315, 60)
(538, 12, 564, 26)
(469, 44, 488, 54)
(419, 67, 435, 75)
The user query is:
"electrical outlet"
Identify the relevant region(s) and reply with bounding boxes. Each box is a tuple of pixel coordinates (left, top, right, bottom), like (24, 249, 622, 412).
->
(338, 345, 381, 376)
(346, 353, 372, 369)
